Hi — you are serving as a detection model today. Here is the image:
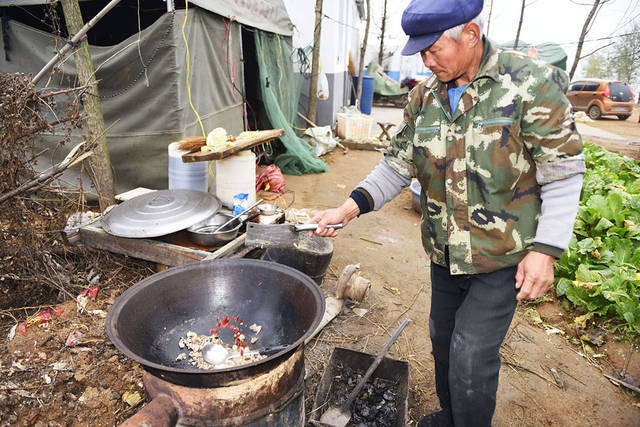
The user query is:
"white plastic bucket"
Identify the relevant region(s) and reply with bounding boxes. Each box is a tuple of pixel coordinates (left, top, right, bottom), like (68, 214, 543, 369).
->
(168, 142, 208, 192)
(211, 150, 256, 208)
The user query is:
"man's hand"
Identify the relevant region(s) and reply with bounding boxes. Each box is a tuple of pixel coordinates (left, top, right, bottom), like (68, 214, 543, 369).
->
(515, 251, 555, 301)
(309, 198, 360, 237)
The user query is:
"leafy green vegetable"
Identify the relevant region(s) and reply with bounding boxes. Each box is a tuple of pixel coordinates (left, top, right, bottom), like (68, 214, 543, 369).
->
(554, 142, 640, 340)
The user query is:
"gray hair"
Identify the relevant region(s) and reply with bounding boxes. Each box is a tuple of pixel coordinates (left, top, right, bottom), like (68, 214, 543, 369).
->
(442, 12, 485, 40)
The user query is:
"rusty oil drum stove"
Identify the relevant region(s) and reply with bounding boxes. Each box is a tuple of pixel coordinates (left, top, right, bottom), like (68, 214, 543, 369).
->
(106, 259, 325, 426)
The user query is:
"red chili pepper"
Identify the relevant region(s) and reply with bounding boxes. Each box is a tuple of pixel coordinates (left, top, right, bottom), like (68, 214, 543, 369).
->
(221, 317, 230, 328)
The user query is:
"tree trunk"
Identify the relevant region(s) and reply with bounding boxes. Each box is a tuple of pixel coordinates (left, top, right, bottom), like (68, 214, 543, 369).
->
(486, 0, 494, 38)
(569, 0, 602, 80)
(60, 0, 115, 211)
(513, 0, 525, 49)
(307, 0, 323, 124)
(356, 0, 371, 111)
(377, 0, 387, 65)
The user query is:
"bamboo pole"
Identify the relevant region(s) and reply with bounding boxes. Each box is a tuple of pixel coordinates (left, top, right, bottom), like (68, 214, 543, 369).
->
(60, 0, 115, 211)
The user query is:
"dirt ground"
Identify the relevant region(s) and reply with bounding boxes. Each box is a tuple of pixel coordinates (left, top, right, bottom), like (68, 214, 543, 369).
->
(584, 104, 640, 142)
(1, 106, 640, 426)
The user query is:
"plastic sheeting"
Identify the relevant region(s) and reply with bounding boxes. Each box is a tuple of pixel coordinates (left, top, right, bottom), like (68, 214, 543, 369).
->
(497, 41, 568, 71)
(365, 60, 408, 97)
(0, 8, 245, 194)
(0, 0, 294, 36)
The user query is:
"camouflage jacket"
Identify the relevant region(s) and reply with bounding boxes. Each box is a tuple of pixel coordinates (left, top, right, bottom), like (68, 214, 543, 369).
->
(385, 39, 585, 274)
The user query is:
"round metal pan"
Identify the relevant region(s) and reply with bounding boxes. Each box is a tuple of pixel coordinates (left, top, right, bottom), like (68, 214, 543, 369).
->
(101, 189, 220, 238)
(185, 213, 242, 246)
(106, 259, 325, 387)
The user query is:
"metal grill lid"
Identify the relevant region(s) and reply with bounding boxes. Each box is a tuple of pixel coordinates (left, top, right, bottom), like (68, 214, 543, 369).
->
(102, 190, 221, 238)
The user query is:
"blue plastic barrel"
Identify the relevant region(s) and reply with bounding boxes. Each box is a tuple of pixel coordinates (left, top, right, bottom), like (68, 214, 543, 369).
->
(387, 70, 400, 81)
(351, 75, 375, 115)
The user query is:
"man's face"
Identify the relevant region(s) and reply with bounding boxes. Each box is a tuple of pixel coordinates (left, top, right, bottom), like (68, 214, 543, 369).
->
(420, 34, 468, 82)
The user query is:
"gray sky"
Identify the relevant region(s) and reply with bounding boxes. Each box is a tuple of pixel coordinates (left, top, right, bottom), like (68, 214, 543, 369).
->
(365, 0, 640, 79)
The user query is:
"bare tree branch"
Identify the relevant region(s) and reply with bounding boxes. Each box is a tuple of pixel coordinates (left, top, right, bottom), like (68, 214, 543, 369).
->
(0, 143, 92, 205)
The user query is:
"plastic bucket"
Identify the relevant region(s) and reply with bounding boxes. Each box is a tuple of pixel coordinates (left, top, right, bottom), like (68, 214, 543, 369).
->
(387, 70, 400, 81)
(351, 75, 375, 115)
(168, 142, 208, 192)
(212, 150, 256, 208)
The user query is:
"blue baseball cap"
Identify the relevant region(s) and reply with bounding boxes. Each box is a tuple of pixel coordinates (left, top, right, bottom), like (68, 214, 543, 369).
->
(401, 0, 484, 56)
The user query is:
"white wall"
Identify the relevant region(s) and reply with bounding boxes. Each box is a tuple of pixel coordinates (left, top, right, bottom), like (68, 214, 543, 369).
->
(283, 0, 359, 75)
(283, 0, 360, 124)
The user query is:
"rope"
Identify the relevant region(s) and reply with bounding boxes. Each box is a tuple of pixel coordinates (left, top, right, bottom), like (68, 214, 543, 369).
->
(182, 0, 205, 137)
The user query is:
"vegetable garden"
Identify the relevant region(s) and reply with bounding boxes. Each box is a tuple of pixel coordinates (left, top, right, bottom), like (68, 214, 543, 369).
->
(554, 141, 640, 342)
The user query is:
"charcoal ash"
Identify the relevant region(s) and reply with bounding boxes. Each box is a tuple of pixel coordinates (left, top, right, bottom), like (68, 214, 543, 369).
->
(329, 365, 399, 426)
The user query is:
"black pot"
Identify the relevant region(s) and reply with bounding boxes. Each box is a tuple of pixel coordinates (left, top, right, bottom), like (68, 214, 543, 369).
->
(106, 258, 325, 387)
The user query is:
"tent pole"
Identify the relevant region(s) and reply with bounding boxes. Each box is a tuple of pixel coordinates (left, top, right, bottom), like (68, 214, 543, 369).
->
(31, 0, 122, 86)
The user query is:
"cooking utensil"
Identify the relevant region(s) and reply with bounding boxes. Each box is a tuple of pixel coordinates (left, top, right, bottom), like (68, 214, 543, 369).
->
(258, 203, 279, 216)
(185, 213, 242, 246)
(245, 222, 343, 248)
(101, 189, 220, 238)
(106, 259, 325, 387)
(212, 198, 263, 233)
(201, 343, 290, 365)
(319, 318, 411, 427)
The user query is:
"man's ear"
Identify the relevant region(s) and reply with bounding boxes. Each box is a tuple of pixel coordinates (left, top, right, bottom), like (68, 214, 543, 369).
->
(463, 22, 481, 47)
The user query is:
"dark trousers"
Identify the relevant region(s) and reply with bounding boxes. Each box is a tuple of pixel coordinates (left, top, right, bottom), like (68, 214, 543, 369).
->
(429, 261, 518, 427)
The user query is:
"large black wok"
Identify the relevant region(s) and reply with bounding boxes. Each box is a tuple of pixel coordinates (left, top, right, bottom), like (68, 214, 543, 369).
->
(106, 258, 325, 387)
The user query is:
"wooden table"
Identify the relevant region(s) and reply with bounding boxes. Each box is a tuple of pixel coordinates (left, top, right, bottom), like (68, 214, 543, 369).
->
(181, 129, 284, 163)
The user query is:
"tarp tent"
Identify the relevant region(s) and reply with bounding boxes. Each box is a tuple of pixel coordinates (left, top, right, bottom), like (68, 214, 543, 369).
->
(0, 0, 322, 196)
(497, 41, 568, 71)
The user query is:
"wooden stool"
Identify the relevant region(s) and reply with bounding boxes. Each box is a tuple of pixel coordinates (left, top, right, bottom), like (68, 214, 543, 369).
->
(377, 121, 394, 141)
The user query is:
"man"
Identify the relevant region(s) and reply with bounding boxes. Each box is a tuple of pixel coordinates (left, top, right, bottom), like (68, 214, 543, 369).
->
(311, 0, 585, 426)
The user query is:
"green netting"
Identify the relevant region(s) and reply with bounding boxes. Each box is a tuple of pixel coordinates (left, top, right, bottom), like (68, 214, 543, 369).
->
(254, 31, 328, 175)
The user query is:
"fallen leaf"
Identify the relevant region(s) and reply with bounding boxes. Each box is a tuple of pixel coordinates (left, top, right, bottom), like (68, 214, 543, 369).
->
(11, 361, 27, 371)
(352, 308, 368, 317)
(52, 362, 72, 371)
(122, 391, 142, 407)
(524, 307, 543, 325)
(89, 309, 107, 318)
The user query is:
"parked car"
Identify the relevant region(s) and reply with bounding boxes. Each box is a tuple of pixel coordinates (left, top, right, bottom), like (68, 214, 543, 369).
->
(567, 79, 634, 120)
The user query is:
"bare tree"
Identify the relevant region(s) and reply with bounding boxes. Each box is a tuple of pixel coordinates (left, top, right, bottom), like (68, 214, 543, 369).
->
(377, 0, 388, 65)
(513, 0, 526, 49)
(486, 0, 494, 38)
(356, 0, 371, 111)
(60, 0, 115, 211)
(569, 0, 609, 80)
(308, 0, 323, 123)
(608, 22, 640, 83)
(581, 52, 608, 78)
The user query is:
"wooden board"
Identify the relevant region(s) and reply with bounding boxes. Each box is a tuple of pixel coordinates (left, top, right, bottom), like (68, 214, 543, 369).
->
(68, 224, 211, 267)
(181, 129, 284, 162)
(341, 138, 390, 151)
